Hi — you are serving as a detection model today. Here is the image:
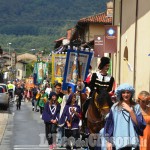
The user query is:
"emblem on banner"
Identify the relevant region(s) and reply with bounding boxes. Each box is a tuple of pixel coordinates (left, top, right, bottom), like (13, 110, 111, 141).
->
(107, 28, 115, 36)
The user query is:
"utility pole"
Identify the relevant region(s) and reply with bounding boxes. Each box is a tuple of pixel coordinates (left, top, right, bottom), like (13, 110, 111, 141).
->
(8, 43, 12, 67)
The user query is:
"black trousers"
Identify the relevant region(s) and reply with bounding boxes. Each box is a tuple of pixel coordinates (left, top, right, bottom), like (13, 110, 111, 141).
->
(8, 89, 13, 98)
(39, 106, 44, 115)
(45, 122, 57, 145)
(65, 128, 80, 150)
(16, 95, 22, 110)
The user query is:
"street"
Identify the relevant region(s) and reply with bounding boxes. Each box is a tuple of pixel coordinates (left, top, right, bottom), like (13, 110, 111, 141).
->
(0, 101, 49, 150)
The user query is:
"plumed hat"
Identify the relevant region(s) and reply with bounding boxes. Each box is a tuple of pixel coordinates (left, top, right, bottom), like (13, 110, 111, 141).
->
(115, 83, 135, 100)
(98, 57, 110, 70)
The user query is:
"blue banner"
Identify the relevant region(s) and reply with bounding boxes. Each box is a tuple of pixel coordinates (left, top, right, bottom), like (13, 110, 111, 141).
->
(62, 49, 93, 92)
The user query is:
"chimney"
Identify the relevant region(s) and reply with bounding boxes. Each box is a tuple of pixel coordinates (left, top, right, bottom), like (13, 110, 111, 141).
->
(106, 1, 113, 17)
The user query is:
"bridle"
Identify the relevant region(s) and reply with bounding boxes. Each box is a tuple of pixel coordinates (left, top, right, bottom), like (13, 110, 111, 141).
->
(87, 92, 109, 124)
(94, 92, 109, 118)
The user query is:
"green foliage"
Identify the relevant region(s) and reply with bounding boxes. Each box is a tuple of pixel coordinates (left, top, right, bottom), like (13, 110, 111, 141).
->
(0, 34, 54, 54)
(26, 63, 34, 77)
(0, 0, 109, 53)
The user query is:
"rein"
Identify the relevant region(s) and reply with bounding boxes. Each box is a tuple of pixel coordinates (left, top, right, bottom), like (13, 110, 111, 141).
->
(94, 92, 109, 115)
(87, 92, 109, 124)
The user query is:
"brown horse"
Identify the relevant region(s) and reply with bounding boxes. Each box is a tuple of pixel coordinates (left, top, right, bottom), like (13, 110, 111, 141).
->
(86, 89, 113, 134)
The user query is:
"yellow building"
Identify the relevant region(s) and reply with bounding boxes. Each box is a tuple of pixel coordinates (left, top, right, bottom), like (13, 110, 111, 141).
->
(112, 0, 150, 95)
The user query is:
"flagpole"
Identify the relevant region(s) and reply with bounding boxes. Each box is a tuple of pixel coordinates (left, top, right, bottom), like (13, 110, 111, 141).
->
(75, 46, 83, 129)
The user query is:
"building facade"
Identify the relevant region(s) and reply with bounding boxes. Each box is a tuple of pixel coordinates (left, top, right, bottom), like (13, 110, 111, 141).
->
(112, 0, 150, 95)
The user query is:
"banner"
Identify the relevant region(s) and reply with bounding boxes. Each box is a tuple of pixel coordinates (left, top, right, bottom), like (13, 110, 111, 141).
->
(25, 77, 34, 89)
(62, 49, 93, 92)
(52, 53, 66, 84)
(34, 62, 48, 84)
(94, 35, 104, 57)
(105, 25, 117, 53)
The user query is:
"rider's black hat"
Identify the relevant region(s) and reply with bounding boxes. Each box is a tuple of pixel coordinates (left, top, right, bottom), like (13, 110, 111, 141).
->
(98, 57, 110, 70)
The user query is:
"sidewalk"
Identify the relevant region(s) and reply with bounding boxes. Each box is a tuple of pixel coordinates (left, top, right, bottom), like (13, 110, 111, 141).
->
(0, 112, 8, 144)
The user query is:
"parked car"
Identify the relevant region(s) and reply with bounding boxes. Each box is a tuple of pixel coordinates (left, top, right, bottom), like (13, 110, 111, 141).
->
(0, 83, 9, 109)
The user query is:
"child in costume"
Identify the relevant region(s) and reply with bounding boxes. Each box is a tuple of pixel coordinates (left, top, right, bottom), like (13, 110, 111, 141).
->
(42, 92, 60, 150)
(59, 93, 81, 150)
(38, 88, 48, 118)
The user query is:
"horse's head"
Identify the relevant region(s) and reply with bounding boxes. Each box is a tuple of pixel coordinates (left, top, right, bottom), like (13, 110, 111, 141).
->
(95, 89, 113, 108)
(87, 89, 113, 134)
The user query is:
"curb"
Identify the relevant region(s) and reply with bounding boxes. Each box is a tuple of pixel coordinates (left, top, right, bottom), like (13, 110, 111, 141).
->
(0, 113, 8, 144)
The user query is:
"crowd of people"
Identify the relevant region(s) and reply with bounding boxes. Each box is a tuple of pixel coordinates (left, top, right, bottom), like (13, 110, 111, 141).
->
(6, 56, 150, 150)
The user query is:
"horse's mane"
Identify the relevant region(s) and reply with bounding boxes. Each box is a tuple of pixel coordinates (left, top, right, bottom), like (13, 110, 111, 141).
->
(87, 89, 113, 133)
(91, 89, 113, 108)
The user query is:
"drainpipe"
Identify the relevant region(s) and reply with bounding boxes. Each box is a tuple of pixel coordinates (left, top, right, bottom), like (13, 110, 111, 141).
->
(118, 0, 123, 85)
(133, 0, 138, 88)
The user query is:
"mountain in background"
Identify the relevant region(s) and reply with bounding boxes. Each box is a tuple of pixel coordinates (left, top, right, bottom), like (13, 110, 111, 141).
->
(0, 0, 109, 53)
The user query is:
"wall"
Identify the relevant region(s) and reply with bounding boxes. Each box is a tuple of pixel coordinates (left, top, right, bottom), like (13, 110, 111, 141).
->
(113, 0, 150, 96)
(120, 0, 136, 85)
(16, 62, 25, 80)
(136, 0, 150, 94)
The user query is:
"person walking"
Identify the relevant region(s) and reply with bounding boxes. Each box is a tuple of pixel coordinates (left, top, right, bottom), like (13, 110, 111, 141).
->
(54, 83, 64, 104)
(42, 92, 60, 150)
(31, 85, 38, 111)
(104, 83, 146, 150)
(60, 86, 72, 119)
(38, 88, 48, 118)
(45, 84, 52, 99)
(59, 93, 81, 150)
(15, 84, 24, 110)
(137, 91, 150, 150)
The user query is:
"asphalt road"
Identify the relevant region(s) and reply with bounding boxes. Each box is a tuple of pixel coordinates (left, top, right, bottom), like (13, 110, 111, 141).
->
(0, 101, 49, 150)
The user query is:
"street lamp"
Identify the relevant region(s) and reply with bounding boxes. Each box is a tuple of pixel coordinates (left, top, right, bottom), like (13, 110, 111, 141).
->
(7, 43, 12, 67)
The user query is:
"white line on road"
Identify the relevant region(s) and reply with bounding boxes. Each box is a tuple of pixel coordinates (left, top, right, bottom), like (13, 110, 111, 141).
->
(14, 145, 48, 150)
(13, 145, 66, 150)
(14, 148, 48, 150)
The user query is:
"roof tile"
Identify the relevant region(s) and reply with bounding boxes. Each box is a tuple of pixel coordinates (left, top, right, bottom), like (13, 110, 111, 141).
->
(78, 12, 112, 24)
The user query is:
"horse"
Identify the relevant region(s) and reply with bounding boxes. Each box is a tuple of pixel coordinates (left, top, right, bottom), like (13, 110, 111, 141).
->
(86, 89, 113, 134)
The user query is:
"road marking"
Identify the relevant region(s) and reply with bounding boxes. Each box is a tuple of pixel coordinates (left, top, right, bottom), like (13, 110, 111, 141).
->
(14, 148, 48, 150)
(14, 145, 48, 150)
(13, 145, 66, 150)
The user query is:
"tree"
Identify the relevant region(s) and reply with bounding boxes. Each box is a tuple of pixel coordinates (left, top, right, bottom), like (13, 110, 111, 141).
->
(26, 63, 34, 77)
